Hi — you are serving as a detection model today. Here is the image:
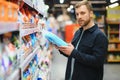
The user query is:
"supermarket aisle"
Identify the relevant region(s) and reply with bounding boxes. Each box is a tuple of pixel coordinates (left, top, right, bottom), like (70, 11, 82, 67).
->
(50, 48, 120, 80)
(50, 48, 67, 80)
(104, 64, 120, 80)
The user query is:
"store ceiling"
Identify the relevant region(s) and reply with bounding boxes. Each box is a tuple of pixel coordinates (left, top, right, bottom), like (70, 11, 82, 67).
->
(44, 0, 120, 16)
(45, 0, 106, 12)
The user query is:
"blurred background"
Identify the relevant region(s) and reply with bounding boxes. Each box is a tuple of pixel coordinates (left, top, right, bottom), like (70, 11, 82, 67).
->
(0, 0, 120, 80)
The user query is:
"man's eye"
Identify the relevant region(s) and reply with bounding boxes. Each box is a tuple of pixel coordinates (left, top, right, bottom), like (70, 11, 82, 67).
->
(81, 12, 85, 15)
(76, 13, 78, 16)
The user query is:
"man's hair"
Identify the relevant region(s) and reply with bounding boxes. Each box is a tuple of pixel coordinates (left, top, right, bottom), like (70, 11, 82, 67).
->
(75, 0, 93, 11)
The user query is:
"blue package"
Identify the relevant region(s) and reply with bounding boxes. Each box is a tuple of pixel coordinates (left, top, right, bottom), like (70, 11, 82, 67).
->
(42, 30, 68, 47)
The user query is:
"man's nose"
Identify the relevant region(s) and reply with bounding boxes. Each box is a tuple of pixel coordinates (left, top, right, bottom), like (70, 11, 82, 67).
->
(77, 14, 82, 19)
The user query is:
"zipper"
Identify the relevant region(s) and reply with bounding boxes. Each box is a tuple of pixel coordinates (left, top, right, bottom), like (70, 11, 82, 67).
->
(69, 30, 84, 80)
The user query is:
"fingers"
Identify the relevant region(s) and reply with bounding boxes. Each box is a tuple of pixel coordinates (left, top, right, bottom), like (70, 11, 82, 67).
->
(67, 43, 73, 48)
(54, 45, 59, 49)
(59, 46, 67, 49)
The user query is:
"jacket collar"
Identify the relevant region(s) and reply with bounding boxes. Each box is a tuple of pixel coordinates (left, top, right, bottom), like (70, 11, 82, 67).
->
(79, 24, 98, 33)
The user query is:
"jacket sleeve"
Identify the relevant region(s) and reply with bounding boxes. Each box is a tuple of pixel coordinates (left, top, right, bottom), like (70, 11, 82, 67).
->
(70, 33, 108, 68)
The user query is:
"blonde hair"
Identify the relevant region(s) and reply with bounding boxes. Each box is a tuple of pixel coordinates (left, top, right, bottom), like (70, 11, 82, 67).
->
(75, 0, 93, 11)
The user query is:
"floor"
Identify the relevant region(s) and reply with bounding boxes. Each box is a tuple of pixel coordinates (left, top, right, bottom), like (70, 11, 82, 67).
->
(50, 48, 120, 80)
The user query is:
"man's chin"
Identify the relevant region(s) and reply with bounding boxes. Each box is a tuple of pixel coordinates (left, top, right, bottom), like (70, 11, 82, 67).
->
(79, 23, 84, 26)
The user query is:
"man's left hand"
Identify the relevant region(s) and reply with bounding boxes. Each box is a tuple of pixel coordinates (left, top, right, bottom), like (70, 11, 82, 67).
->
(58, 43, 74, 56)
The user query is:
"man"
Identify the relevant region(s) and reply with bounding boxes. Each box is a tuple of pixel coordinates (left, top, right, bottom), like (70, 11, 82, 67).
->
(56, 0, 108, 80)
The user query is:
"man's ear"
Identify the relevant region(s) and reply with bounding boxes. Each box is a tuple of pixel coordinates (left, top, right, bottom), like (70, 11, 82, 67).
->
(90, 11, 94, 18)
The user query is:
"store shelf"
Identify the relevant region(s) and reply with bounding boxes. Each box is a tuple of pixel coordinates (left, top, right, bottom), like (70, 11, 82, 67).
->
(107, 21, 120, 24)
(0, 0, 51, 80)
(22, 23, 37, 29)
(107, 20, 120, 63)
(0, 22, 19, 34)
(108, 49, 120, 52)
(34, 5, 44, 15)
(32, 68, 39, 80)
(23, 0, 44, 16)
(20, 46, 39, 71)
(22, 47, 33, 60)
(23, 0, 33, 8)
(109, 31, 119, 34)
(6, 69, 20, 80)
(108, 59, 120, 62)
(20, 27, 40, 37)
(109, 40, 120, 43)
(34, 5, 40, 14)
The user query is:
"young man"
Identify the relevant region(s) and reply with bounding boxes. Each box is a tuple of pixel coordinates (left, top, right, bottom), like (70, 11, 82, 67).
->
(56, 0, 108, 80)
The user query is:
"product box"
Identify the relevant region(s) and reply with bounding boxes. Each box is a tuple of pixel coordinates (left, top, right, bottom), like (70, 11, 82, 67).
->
(0, 1, 19, 22)
(42, 30, 68, 47)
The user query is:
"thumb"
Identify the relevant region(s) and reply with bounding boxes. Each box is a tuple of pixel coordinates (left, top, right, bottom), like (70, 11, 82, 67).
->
(68, 43, 72, 46)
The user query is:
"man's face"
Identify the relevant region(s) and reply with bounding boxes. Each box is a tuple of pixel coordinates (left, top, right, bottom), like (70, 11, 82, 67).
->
(75, 5, 92, 27)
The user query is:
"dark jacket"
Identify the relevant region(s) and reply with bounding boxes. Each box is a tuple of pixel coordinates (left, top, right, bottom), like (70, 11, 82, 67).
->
(60, 24, 108, 80)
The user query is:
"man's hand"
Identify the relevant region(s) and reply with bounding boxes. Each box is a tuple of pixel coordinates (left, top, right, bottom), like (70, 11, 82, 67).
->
(57, 43, 74, 56)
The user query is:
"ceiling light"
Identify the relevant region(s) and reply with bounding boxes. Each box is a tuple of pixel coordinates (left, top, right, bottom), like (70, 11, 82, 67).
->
(70, 5, 74, 9)
(67, 8, 71, 12)
(110, 0, 118, 3)
(60, 0, 64, 4)
(109, 2, 119, 8)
